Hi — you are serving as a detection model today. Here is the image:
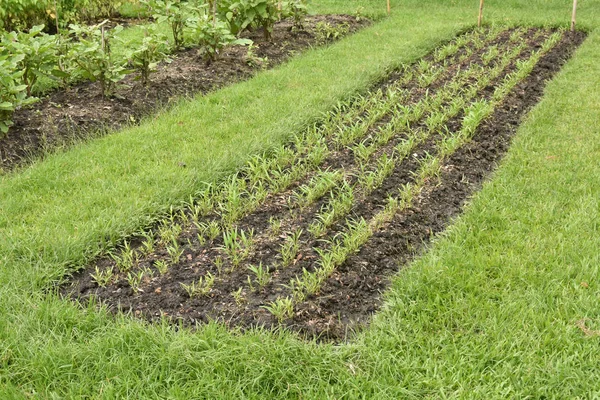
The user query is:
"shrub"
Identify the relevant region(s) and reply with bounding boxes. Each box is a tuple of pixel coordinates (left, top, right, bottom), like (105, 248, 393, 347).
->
(187, 14, 252, 62)
(68, 22, 128, 97)
(1, 25, 58, 96)
(0, 54, 35, 134)
(126, 24, 171, 85)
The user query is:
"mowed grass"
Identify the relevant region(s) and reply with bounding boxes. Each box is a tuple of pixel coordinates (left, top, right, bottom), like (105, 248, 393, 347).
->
(1, 0, 600, 398)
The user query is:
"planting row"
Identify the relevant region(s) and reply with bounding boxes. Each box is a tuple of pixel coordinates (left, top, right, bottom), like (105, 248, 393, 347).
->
(0, 0, 309, 134)
(65, 27, 585, 339)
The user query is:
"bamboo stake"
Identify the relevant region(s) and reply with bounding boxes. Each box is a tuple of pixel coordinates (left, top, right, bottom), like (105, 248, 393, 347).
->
(571, 0, 578, 32)
(478, 0, 484, 28)
(387, 0, 391, 15)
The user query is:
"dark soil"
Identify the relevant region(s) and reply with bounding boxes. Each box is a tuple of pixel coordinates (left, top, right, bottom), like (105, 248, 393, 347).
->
(63, 28, 586, 342)
(0, 15, 368, 172)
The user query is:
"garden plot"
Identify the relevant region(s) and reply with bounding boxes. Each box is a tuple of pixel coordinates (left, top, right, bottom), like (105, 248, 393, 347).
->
(64, 27, 586, 340)
(0, 15, 366, 172)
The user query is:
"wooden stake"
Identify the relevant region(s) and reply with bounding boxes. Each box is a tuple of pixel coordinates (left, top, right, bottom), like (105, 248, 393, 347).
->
(387, 0, 391, 15)
(478, 0, 484, 28)
(571, 0, 578, 32)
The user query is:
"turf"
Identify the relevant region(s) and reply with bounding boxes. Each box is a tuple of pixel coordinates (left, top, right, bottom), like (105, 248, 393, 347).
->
(1, 0, 600, 397)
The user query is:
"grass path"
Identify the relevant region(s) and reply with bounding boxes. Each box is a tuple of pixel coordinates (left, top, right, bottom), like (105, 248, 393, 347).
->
(1, 0, 600, 397)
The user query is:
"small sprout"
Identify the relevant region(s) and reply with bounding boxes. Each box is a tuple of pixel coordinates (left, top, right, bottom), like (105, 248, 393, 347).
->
(180, 272, 215, 298)
(214, 256, 224, 275)
(232, 287, 246, 306)
(269, 217, 282, 237)
(280, 229, 302, 267)
(158, 223, 182, 246)
(166, 241, 184, 265)
(127, 270, 145, 293)
(248, 263, 271, 288)
(111, 240, 137, 272)
(141, 231, 155, 255)
(155, 260, 169, 275)
(91, 266, 113, 287)
(263, 297, 294, 324)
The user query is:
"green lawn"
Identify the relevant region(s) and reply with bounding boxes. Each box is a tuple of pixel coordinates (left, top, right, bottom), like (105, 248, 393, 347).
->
(1, 0, 600, 397)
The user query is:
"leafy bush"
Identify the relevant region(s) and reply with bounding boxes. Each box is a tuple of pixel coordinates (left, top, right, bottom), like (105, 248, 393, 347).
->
(68, 23, 128, 97)
(187, 14, 252, 62)
(125, 24, 171, 85)
(0, 54, 35, 134)
(1, 25, 58, 96)
(0, 0, 126, 31)
(218, 0, 280, 40)
(142, 0, 197, 49)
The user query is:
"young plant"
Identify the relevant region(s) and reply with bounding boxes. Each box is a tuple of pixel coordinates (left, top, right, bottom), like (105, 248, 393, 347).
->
(294, 170, 343, 209)
(126, 24, 171, 86)
(308, 182, 354, 237)
(111, 240, 137, 272)
(68, 22, 127, 97)
(248, 263, 271, 288)
(262, 296, 294, 323)
(232, 287, 246, 305)
(140, 231, 156, 255)
(154, 260, 169, 275)
(127, 270, 145, 293)
(180, 272, 215, 298)
(269, 217, 282, 237)
(166, 241, 184, 264)
(280, 229, 302, 267)
(91, 266, 114, 287)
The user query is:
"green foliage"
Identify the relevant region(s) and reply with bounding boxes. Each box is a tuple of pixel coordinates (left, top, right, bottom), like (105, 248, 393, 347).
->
(142, 0, 195, 49)
(125, 24, 171, 85)
(187, 14, 252, 62)
(219, 0, 279, 40)
(68, 22, 128, 97)
(0, 53, 33, 134)
(1, 25, 58, 96)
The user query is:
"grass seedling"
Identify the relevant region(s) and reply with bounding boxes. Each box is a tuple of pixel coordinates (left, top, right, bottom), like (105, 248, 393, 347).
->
(91, 266, 114, 287)
(180, 272, 215, 298)
(158, 223, 182, 246)
(214, 256, 224, 275)
(127, 270, 145, 293)
(308, 183, 354, 237)
(154, 260, 169, 275)
(263, 297, 294, 324)
(221, 227, 253, 267)
(232, 288, 245, 306)
(280, 229, 303, 267)
(248, 263, 271, 288)
(140, 231, 155, 256)
(166, 240, 184, 265)
(294, 170, 343, 209)
(111, 240, 137, 273)
(269, 217, 282, 237)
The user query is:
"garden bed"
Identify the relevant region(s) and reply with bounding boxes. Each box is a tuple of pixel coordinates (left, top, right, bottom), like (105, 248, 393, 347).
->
(63, 26, 586, 341)
(0, 14, 367, 172)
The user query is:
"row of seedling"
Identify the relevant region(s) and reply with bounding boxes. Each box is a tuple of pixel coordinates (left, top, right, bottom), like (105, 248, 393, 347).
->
(259, 28, 562, 323)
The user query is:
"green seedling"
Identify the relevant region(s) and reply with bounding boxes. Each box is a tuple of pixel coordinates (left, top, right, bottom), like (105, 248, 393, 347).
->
(180, 272, 215, 298)
(91, 266, 113, 287)
(166, 241, 184, 264)
(280, 229, 302, 267)
(154, 260, 169, 275)
(127, 270, 145, 293)
(111, 240, 137, 272)
(269, 217, 282, 237)
(232, 288, 246, 306)
(262, 297, 294, 324)
(248, 263, 271, 288)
